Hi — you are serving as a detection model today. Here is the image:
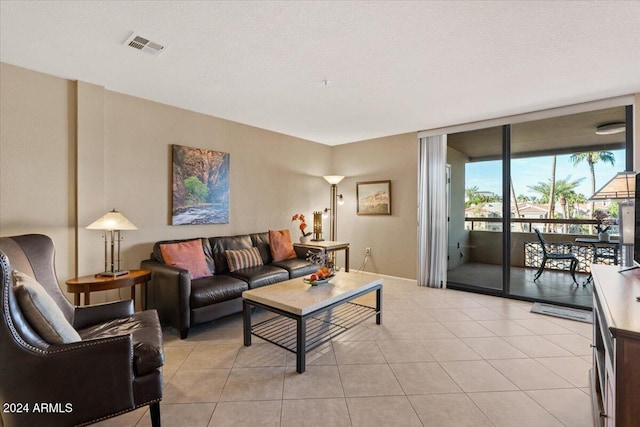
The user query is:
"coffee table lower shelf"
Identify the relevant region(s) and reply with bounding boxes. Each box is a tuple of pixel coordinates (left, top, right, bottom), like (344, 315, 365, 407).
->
(251, 302, 377, 354)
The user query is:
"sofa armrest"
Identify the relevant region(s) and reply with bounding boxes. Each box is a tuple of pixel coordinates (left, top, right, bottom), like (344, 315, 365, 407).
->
(140, 259, 191, 335)
(72, 300, 135, 329)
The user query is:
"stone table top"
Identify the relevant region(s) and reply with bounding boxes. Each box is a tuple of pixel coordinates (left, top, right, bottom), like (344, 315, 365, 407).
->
(242, 271, 382, 316)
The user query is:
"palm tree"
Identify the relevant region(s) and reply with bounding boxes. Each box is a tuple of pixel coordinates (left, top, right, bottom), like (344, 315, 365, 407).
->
(528, 176, 585, 232)
(570, 151, 615, 231)
(465, 186, 480, 208)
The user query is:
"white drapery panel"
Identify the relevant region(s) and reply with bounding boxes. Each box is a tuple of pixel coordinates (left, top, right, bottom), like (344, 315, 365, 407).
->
(417, 135, 448, 288)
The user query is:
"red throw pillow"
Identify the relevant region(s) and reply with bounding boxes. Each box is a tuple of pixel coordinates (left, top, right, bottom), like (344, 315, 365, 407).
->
(160, 239, 211, 280)
(269, 229, 296, 262)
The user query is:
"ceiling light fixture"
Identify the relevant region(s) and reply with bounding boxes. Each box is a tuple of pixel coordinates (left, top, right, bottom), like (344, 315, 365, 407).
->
(595, 122, 626, 135)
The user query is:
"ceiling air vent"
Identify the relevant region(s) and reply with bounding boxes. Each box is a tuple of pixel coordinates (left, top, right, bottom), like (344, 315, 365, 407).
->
(124, 33, 165, 56)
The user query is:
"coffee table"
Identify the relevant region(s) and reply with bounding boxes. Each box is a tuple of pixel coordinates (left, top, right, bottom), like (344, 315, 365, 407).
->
(242, 272, 383, 373)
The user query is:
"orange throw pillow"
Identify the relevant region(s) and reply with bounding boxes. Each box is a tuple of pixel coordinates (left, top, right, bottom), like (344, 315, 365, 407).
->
(160, 239, 211, 280)
(269, 229, 296, 262)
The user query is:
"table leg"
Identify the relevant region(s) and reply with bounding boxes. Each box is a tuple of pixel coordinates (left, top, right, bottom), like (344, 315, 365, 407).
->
(345, 247, 350, 272)
(243, 300, 252, 346)
(131, 285, 136, 308)
(84, 290, 90, 305)
(74, 293, 80, 306)
(296, 317, 306, 374)
(376, 286, 382, 325)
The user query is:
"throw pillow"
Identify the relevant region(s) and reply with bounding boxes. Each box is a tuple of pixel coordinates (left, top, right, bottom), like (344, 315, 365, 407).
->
(225, 247, 263, 272)
(269, 229, 296, 262)
(160, 239, 211, 279)
(12, 270, 81, 344)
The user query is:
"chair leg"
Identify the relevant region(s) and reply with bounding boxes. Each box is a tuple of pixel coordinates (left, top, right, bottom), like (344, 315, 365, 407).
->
(570, 259, 579, 286)
(150, 401, 161, 427)
(534, 259, 547, 281)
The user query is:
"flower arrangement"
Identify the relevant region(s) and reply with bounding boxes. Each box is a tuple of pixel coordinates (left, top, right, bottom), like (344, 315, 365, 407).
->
(291, 213, 312, 238)
(593, 209, 615, 233)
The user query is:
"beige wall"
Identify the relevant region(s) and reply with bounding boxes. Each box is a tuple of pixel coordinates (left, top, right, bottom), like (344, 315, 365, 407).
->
(0, 63, 77, 288)
(331, 133, 418, 279)
(1, 63, 331, 305)
(102, 91, 330, 279)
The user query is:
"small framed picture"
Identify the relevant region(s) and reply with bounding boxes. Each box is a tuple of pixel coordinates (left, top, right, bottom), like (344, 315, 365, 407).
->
(356, 180, 391, 215)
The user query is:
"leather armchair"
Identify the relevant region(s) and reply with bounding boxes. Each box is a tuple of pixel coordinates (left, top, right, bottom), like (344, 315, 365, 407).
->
(0, 234, 164, 427)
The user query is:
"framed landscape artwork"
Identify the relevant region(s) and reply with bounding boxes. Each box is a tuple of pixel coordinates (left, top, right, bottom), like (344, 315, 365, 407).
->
(356, 180, 391, 215)
(171, 144, 230, 225)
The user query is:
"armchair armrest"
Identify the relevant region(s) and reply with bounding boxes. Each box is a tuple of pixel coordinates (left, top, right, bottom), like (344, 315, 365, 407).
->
(73, 300, 135, 329)
(140, 259, 191, 335)
(4, 335, 135, 427)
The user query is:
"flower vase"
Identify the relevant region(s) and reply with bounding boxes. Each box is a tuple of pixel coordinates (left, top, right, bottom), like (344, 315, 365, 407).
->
(598, 232, 609, 242)
(300, 236, 308, 243)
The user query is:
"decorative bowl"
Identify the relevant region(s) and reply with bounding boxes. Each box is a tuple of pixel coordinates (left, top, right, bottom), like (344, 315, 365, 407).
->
(303, 274, 335, 286)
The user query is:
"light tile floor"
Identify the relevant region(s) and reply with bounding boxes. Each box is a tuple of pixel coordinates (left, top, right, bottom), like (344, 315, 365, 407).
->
(97, 276, 594, 427)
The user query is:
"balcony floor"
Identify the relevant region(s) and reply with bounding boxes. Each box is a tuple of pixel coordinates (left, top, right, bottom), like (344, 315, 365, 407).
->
(447, 262, 592, 309)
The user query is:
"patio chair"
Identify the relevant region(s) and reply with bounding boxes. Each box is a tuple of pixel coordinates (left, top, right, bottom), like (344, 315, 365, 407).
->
(533, 229, 579, 286)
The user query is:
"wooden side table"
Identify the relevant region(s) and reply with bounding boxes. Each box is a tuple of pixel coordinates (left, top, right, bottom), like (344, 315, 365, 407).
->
(66, 269, 151, 309)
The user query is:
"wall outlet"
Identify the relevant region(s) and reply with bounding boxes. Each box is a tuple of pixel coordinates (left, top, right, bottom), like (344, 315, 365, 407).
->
(365, 247, 371, 256)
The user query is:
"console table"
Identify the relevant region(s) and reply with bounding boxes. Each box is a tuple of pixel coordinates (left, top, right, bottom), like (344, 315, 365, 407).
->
(66, 269, 151, 308)
(591, 264, 640, 427)
(294, 240, 350, 272)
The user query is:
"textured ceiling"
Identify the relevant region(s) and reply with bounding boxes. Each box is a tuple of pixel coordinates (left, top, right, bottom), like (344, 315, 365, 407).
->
(1, 1, 639, 145)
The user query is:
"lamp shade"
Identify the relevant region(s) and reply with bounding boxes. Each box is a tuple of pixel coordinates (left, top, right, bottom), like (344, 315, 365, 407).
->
(87, 209, 138, 230)
(588, 171, 637, 201)
(323, 175, 345, 185)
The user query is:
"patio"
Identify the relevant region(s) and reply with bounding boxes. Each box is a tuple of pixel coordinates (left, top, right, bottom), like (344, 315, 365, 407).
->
(447, 219, 619, 309)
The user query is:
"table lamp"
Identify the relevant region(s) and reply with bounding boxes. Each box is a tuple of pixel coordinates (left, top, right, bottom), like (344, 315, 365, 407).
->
(87, 209, 138, 276)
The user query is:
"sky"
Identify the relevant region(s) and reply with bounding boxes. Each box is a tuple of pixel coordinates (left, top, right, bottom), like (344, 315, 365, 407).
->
(465, 149, 625, 200)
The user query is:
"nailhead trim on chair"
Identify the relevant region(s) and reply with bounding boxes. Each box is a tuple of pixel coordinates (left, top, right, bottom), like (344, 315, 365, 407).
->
(2, 255, 135, 355)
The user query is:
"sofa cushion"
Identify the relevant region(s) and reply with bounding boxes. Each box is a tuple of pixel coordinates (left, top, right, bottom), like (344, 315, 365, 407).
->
(225, 247, 263, 272)
(250, 232, 273, 264)
(268, 229, 296, 262)
(12, 270, 81, 344)
(160, 239, 211, 279)
(190, 275, 249, 309)
(78, 309, 164, 376)
(271, 258, 318, 279)
(152, 238, 216, 274)
(227, 265, 289, 289)
(210, 234, 253, 273)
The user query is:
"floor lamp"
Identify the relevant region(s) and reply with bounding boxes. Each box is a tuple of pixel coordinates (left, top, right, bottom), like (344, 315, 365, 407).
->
(323, 175, 345, 241)
(588, 171, 636, 268)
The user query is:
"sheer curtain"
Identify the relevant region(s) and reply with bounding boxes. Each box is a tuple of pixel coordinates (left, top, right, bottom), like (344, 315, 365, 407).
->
(417, 135, 448, 288)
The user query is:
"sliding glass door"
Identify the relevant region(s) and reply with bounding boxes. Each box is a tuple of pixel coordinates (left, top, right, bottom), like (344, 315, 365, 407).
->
(447, 126, 504, 293)
(445, 106, 631, 310)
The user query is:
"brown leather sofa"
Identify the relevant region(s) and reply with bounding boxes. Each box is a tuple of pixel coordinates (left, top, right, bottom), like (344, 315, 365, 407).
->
(0, 234, 164, 427)
(141, 232, 317, 339)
